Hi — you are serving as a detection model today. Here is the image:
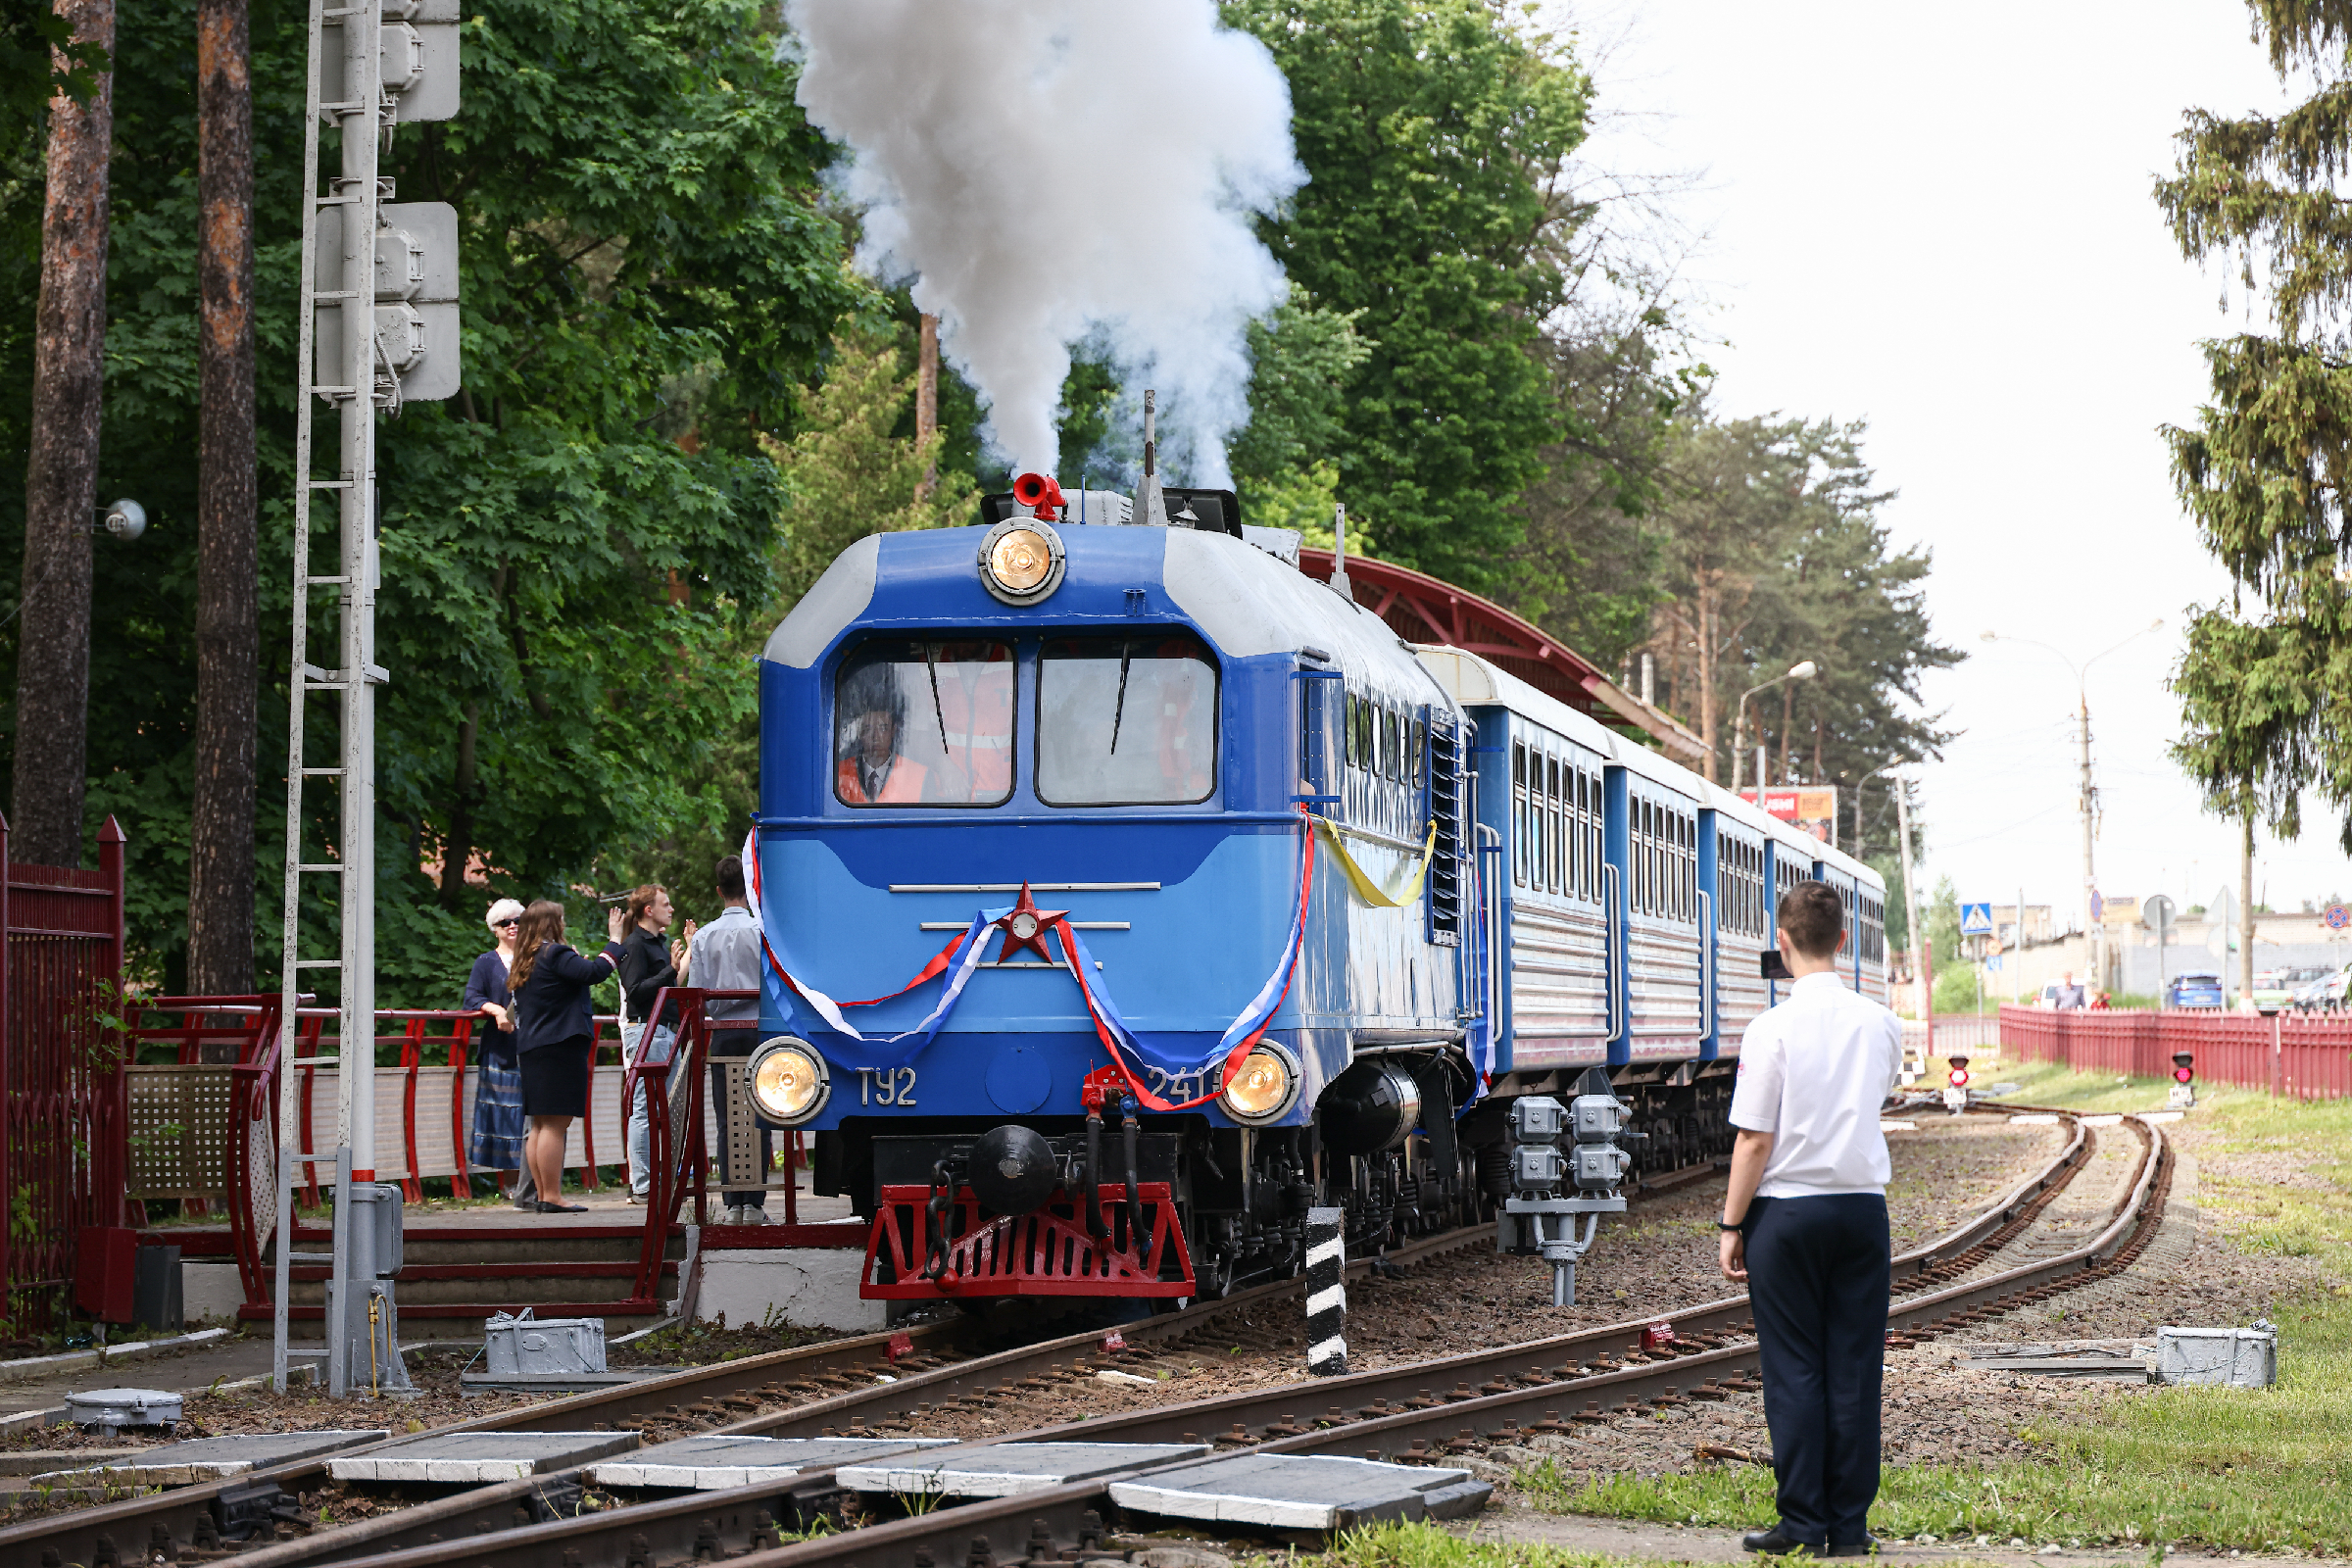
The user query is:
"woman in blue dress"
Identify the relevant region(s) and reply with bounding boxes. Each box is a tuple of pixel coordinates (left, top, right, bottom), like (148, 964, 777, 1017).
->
(464, 899, 533, 1205)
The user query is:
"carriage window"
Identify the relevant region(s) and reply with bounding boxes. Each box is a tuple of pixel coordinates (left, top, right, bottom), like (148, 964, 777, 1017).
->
(1036, 633, 1217, 805)
(1390, 708, 1404, 782)
(1410, 716, 1426, 789)
(1344, 693, 1359, 769)
(1512, 743, 1529, 886)
(1582, 771, 1596, 902)
(834, 640, 1015, 807)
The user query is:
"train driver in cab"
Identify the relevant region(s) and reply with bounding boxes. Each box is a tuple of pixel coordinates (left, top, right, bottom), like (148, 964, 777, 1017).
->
(837, 665, 927, 805)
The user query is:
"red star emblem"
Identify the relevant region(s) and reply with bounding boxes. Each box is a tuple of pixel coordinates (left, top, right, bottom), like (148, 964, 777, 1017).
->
(993, 882, 1069, 963)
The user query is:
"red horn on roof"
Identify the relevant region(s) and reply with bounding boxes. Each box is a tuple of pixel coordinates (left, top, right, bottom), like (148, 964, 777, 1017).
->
(1012, 471, 1065, 518)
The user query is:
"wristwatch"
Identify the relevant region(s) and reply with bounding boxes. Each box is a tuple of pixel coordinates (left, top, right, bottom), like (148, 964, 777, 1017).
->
(1717, 1219, 1745, 1231)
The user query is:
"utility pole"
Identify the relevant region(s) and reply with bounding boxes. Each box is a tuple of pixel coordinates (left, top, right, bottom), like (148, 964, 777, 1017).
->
(1982, 620, 2161, 1000)
(915, 311, 939, 501)
(2015, 883, 2024, 1004)
(2239, 809, 2256, 1007)
(2078, 697, 2101, 995)
(1893, 777, 1928, 1024)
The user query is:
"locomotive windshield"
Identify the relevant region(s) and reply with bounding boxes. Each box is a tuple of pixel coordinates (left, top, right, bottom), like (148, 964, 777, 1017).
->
(1036, 633, 1217, 805)
(833, 640, 1014, 807)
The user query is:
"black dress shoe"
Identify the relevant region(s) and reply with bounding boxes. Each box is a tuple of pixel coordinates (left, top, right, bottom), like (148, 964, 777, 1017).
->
(1741, 1526, 1821, 1554)
(1828, 1538, 1881, 1557)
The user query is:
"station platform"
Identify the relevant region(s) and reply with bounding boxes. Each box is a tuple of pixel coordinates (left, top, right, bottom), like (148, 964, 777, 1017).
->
(146, 1184, 864, 1341)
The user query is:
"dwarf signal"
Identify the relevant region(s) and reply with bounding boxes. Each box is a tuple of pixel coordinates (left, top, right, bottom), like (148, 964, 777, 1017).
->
(2169, 1050, 2196, 1109)
(1942, 1054, 1972, 1115)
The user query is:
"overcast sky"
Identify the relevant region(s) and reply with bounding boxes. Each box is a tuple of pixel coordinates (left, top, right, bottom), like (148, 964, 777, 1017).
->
(1554, 0, 2352, 920)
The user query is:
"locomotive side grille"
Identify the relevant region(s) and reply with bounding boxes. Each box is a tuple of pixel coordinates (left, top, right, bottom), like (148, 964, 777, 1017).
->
(1426, 715, 1465, 946)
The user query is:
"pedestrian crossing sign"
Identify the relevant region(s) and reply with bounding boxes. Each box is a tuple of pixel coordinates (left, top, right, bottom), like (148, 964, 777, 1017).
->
(1960, 903, 1994, 935)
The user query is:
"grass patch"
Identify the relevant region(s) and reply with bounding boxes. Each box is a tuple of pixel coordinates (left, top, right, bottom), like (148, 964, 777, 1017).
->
(1306, 1521, 1706, 1567)
(1529, 1058, 2352, 1551)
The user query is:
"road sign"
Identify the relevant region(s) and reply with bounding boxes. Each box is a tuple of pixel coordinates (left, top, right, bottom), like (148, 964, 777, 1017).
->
(2327, 904, 2350, 932)
(2143, 894, 2176, 932)
(1960, 903, 1993, 935)
(1985, 955, 2003, 972)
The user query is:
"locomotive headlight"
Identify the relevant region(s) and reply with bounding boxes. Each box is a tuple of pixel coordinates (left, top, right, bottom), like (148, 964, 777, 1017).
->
(747, 1037, 829, 1125)
(978, 517, 1065, 606)
(1218, 1041, 1300, 1124)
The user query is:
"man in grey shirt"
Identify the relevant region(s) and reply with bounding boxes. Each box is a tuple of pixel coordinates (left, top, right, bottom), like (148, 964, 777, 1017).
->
(689, 853, 769, 1222)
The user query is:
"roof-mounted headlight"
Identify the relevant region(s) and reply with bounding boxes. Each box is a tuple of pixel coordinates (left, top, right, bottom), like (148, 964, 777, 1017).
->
(979, 515, 1065, 607)
(1218, 1040, 1301, 1125)
(747, 1037, 830, 1126)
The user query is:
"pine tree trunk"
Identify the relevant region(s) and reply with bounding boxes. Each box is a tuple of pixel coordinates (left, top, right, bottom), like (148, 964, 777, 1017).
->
(187, 0, 258, 994)
(11, 0, 116, 869)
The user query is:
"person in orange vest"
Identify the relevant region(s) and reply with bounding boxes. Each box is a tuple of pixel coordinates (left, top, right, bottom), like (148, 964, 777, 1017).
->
(935, 646, 1014, 802)
(838, 665, 928, 804)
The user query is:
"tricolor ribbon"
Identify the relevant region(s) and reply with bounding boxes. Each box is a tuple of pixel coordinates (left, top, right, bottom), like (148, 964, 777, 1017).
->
(1050, 820, 1315, 1111)
(739, 819, 1314, 1098)
(742, 834, 1007, 1074)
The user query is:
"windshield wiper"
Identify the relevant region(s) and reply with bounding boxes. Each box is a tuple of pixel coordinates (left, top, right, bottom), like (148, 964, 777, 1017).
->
(1109, 639, 1134, 755)
(922, 643, 949, 751)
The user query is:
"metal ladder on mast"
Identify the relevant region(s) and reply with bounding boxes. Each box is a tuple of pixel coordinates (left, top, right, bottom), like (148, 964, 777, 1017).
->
(272, 0, 399, 1397)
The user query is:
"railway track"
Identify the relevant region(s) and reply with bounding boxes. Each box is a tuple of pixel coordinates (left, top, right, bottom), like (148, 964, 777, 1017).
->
(14, 1110, 2142, 1568)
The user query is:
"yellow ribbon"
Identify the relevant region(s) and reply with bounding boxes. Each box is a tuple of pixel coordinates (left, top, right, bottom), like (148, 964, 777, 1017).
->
(1312, 817, 1439, 908)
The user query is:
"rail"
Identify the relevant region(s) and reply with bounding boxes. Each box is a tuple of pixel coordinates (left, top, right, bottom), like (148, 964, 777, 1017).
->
(8, 1105, 2150, 1568)
(2000, 1002, 2352, 1099)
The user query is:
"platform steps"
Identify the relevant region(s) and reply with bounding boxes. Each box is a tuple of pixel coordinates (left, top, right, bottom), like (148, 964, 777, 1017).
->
(239, 1224, 687, 1340)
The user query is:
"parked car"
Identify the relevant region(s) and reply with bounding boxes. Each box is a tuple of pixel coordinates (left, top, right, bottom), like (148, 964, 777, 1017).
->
(2293, 968, 2349, 1011)
(2167, 971, 2225, 1009)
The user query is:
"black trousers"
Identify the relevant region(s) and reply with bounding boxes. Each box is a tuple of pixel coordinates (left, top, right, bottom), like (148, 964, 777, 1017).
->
(1745, 1193, 1890, 1549)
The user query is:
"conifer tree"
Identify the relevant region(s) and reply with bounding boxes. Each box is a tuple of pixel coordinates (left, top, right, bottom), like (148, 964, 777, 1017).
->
(2157, 1, 2352, 843)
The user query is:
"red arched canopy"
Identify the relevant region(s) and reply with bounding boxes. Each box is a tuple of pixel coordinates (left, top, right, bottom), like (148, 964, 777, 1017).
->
(1298, 547, 1707, 767)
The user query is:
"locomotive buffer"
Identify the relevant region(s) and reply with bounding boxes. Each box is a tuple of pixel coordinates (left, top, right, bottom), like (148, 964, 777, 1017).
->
(1494, 1069, 1635, 1306)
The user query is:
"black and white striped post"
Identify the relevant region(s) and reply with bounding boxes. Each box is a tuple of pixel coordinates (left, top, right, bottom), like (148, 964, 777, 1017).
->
(1305, 1205, 1347, 1376)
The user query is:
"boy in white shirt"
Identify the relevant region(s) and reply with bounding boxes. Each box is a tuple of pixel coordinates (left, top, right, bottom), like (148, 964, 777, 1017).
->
(1719, 879, 1903, 1556)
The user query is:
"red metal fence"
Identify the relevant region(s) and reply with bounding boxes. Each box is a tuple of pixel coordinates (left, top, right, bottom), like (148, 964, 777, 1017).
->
(0, 814, 128, 1336)
(1999, 1004, 2352, 1100)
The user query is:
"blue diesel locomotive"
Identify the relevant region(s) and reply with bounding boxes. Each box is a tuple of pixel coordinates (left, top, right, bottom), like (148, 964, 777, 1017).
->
(740, 472, 1889, 1307)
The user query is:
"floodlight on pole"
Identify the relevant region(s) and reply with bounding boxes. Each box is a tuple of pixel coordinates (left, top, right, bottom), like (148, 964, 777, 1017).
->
(1730, 661, 1819, 794)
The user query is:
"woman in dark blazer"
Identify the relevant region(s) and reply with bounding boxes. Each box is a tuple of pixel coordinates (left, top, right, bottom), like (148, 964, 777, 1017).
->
(508, 899, 628, 1212)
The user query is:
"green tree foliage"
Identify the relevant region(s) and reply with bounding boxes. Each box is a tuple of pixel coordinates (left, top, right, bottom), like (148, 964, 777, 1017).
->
(604, 327, 976, 919)
(1, 5, 107, 150)
(0, 0, 860, 1000)
(1503, 318, 1688, 674)
(1636, 416, 1958, 818)
(1222, 0, 1590, 590)
(763, 330, 977, 611)
(2155, 2, 2352, 845)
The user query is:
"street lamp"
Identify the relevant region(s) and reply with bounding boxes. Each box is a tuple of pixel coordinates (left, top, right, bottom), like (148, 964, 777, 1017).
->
(1730, 661, 1818, 794)
(1980, 617, 2163, 1002)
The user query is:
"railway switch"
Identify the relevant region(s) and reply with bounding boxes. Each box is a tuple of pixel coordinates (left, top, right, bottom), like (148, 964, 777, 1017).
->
(1495, 1071, 1632, 1307)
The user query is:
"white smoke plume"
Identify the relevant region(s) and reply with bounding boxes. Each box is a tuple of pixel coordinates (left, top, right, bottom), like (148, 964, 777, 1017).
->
(785, 0, 1301, 486)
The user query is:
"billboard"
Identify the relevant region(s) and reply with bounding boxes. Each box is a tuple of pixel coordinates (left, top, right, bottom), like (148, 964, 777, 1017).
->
(1739, 786, 1838, 843)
